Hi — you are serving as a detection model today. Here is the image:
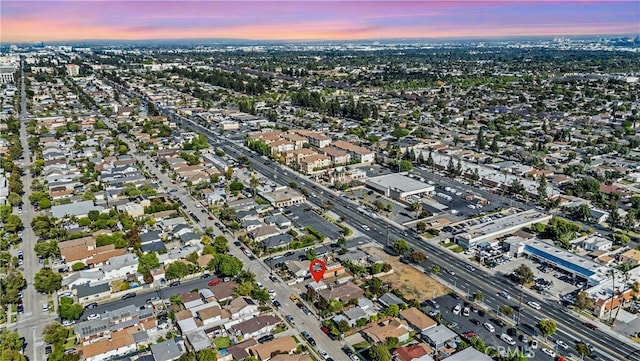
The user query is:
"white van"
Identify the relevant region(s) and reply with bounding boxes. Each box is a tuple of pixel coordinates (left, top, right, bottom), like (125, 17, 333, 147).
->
(500, 333, 516, 345)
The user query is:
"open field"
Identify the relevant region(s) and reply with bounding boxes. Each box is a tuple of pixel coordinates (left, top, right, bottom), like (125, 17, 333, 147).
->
(363, 246, 449, 302)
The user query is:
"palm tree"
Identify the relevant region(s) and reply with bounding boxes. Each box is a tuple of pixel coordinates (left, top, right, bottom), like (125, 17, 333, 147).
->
(249, 173, 259, 198)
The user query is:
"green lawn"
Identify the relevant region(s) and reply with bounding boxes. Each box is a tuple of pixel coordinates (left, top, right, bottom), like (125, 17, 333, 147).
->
(213, 336, 231, 349)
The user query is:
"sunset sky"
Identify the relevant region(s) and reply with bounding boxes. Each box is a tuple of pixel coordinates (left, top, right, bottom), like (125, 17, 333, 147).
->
(2, 1, 638, 43)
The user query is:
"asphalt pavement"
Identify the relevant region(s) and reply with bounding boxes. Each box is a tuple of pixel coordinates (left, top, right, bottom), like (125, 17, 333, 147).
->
(16, 63, 57, 361)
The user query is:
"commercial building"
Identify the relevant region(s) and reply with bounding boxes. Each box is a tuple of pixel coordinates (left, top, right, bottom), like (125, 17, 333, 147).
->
(453, 210, 551, 250)
(365, 173, 435, 200)
(523, 239, 611, 286)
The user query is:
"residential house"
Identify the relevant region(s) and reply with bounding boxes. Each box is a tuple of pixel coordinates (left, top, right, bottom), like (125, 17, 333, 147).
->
(103, 254, 138, 280)
(264, 214, 292, 229)
(228, 314, 280, 339)
(441, 347, 492, 361)
(336, 249, 369, 265)
(262, 187, 305, 208)
(226, 297, 259, 321)
(79, 329, 136, 361)
(378, 293, 407, 308)
(287, 260, 311, 279)
(51, 200, 104, 219)
(582, 236, 613, 252)
(393, 344, 434, 361)
(399, 307, 437, 332)
(151, 339, 183, 361)
(250, 224, 281, 243)
(196, 305, 230, 326)
(249, 336, 298, 361)
(210, 281, 237, 302)
(262, 234, 294, 249)
(185, 330, 211, 352)
(363, 318, 411, 344)
(421, 325, 459, 350)
(74, 283, 111, 305)
(317, 281, 365, 303)
(333, 297, 376, 327)
(620, 249, 640, 266)
(228, 339, 258, 361)
(181, 292, 205, 309)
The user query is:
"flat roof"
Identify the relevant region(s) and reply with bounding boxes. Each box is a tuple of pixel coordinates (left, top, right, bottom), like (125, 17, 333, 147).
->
(457, 209, 552, 243)
(524, 239, 609, 279)
(366, 173, 434, 193)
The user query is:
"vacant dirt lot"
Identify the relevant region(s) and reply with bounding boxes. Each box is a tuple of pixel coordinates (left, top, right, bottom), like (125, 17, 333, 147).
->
(363, 246, 449, 302)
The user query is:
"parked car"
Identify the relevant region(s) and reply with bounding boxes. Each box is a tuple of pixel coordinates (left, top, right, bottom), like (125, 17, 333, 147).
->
(84, 302, 98, 309)
(87, 314, 100, 321)
(169, 281, 181, 287)
(257, 334, 274, 344)
(122, 292, 136, 300)
(208, 278, 221, 286)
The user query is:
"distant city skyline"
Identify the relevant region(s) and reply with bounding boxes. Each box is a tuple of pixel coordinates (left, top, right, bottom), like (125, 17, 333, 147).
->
(1, 1, 638, 43)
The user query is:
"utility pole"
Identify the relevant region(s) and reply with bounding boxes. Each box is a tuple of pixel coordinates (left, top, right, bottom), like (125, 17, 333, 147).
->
(385, 224, 390, 248)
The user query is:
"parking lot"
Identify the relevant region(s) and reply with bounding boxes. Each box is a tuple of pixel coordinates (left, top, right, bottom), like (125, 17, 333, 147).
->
(286, 205, 344, 240)
(492, 257, 580, 298)
(427, 293, 544, 359)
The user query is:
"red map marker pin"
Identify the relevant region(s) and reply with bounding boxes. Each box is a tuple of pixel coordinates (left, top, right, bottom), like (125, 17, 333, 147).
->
(309, 259, 326, 283)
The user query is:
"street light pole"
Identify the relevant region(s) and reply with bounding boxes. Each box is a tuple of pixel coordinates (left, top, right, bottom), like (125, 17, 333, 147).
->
(516, 283, 524, 326)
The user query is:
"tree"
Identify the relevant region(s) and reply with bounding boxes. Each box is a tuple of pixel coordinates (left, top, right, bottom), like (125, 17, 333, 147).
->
(392, 239, 410, 255)
(537, 319, 557, 340)
(71, 262, 85, 271)
(537, 176, 548, 207)
(575, 291, 594, 311)
(607, 207, 621, 229)
(43, 322, 68, 345)
(500, 305, 514, 317)
(59, 297, 84, 321)
(216, 254, 243, 276)
(514, 264, 534, 285)
(623, 210, 636, 233)
(166, 262, 189, 280)
(431, 265, 440, 274)
(476, 128, 486, 150)
(212, 236, 229, 253)
(7, 192, 22, 207)
(196, 349, 217, 361)
(138, 253, 160, 275)
(306, 249, 317, 261)
(407, 251, 428, 264)
(5, 214, 22, 233)
(368, 344, 391, 361)
(384, 304, 400, 317)
(34, 268, 62, 294)
(576, 343, 591, 357)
